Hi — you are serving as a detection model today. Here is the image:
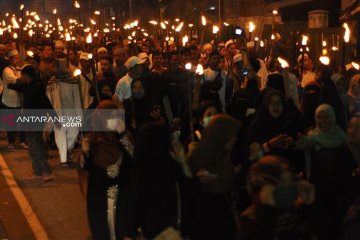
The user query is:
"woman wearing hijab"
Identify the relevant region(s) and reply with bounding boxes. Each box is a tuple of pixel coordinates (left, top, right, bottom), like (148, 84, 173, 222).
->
(239, 155, 316, 240)
(80, 100, 136, 240)
(348, 74, 360, 118)
(130, 122, 192, 239)
(319, 67, 347, 129)
(300, 81, 321, 129)
(299, 105, 355, 240)
(123, 79, 162, 134)
(187, 114, 241, 240)
(242, 90, 304, 168)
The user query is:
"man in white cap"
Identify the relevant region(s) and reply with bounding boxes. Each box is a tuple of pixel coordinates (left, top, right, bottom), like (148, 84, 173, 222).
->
(246, 42, 268, 90)
(115, 56, 145, 103)
(225, 39, 238, 80)
(1, 49, 27, 149)
(201, 50, 231, 112)
(0, 44, 9, 98)
(46, 55, 82, 167)
(96, 47, 108, 74)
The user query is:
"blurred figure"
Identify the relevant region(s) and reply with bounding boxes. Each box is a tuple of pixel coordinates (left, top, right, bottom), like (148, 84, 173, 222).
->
(348, 74, 360, 118)
(239, 155, 315, 240)
(187, 114, 241, 240)
(80, 100, 135, 240)
(1, 49, 26, 150)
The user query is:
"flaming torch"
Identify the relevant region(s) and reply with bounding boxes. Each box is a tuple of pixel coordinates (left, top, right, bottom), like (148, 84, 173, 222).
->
(248, 21, 255, 41)
(342, 23, 351, 71)
(75, 1, 81, 24)
(299, 35, 308, 87)
(201, 15, 206, 44)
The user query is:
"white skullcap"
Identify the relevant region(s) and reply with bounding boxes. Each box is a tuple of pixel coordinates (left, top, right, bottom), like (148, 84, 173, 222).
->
(7, 49, 19, 58)
(203, 43, 212, 51)
(97, 47, 108, 54)
(225, 39, 235, 48)
(80, 52, 91, 61)
(125, 56, 146, 70)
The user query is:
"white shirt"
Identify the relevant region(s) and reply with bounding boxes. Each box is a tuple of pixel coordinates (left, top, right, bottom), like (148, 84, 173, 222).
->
(258, 59, 268, 90)
(115, 73, 133, 102)
(203, 68, 227, 111)
(301, 71, 316, 88)
(2, 65, 20, 107)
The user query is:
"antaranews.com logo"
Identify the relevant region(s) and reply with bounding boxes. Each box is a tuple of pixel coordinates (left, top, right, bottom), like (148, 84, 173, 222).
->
(1, 109, 83, 131)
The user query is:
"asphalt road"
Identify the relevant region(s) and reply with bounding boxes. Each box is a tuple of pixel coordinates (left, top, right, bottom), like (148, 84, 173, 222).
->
(0, 139, 90, 240)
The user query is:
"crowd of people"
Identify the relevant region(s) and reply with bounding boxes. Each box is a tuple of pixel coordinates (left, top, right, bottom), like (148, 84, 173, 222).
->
(0, 33, 360, 240)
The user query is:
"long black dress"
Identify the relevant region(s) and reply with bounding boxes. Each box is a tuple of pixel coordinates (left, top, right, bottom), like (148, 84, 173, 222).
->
(84, 135, 136, 240)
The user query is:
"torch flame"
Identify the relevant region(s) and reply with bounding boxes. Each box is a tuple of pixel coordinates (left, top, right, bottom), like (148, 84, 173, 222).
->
(73, 69, 81, 77)
(11, 17, 20, 29)
(28, 29, 33, 37)
(160, 22, 166, 29)
(260, 40, 264, 47)
(277, 57, 289, 68)
(301, 35, 308, 46)
(212, 25, 219, 34)
(182, 35, 189, 46)
(343, 22, 350, 43)
(175, 22, 184, 32)
(319, 56, 330, 65)
(223, 22, 229, 27)
(201, 16, 206, 26)
(149, 20, 158, 25)
(20, 4, 24, 11)
(196, 64, 204, 75)
(27, 51, 34, 57)
(65, 32, 71, 41)
(75, 1, 80, 8)
(185, 63, 192, 70)
(249, 21, 255, 33)
(271, 34, 275, 40)
(94, 11, 100, 15)
(52, 9, 57, 14)
(86, 32, 92, 44)
(351, 62, 360, 70)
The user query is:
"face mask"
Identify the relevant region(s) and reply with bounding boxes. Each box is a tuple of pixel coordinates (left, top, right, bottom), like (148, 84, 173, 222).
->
(273, 184, 298, 210)
(106, 118, 125, 133)
(132, 89, 145, 99)
(203, 116, 213, 128)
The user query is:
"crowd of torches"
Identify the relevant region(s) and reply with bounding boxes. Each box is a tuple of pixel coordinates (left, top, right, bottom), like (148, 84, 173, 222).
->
(0, 2, 357, 73)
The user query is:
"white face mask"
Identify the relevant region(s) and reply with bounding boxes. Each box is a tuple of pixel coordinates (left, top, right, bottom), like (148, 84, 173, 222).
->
(106, 118, 125, 133)
(203, 116, 213, 128)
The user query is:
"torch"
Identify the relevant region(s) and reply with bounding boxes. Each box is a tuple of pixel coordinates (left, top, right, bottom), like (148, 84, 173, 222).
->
(299, 35, 308, 87)
(248, 21, 255, 42)
(342, 22, 350, 73)
(200, 15, 206, 44)
(185, 62, 204, 141)
(277, 57, 291, 101)
(75, 1, 81, 25)
(212, 25, 219, 50)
